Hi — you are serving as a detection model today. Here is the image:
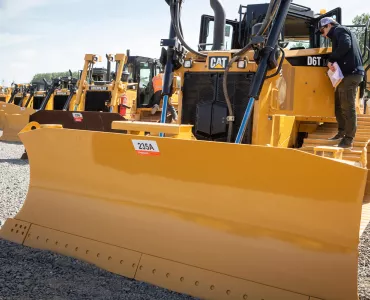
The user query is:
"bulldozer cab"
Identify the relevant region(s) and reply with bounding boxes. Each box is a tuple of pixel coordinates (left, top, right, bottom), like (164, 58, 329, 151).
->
(199, 4, 342, 51)
(90, 68, 108, 83)
(124, 56, 162, 108)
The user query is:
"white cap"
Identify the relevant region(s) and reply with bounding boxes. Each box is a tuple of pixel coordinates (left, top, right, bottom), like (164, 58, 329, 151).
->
(316, 17, 338, 33)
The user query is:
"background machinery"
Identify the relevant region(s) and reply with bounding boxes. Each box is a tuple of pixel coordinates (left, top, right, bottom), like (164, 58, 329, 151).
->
(1, 1, 370, 300)
(28, 52, 178, 131)
(0, 86, 12, 103)
(0, 77, 78, 142)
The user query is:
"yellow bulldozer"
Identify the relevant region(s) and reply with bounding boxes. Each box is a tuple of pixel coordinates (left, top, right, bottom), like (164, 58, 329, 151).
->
(2, 0, 370, 299)
(27, 51, 178, 131)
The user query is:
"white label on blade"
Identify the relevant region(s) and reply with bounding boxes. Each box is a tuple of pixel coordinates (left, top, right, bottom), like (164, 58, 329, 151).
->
(132, 140, 160, 156)
(20, 107, 25, 110)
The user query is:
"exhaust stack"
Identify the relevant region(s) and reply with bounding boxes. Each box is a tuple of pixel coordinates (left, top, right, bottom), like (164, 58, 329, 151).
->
(106, 54, 112, 82)
(210, 0, 226, 50)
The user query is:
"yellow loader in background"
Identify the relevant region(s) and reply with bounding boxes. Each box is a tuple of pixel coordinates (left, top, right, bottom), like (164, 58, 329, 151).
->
(2, 0, 370, 299)
(0, 86, 12, 103)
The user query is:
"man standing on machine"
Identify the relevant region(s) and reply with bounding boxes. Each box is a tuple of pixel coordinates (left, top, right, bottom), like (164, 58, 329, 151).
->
(318, 17, 365, 148)
(151, 71, 178, 121)
(151, 72, 163, 114)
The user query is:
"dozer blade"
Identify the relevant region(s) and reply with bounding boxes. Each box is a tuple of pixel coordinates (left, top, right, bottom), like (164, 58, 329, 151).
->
(0, 103, 22, 129)
(0, 112, 32, 142)
(0, 103, 34, 136)
(0, 110, 4, 129)
(1, 125, 367, 300)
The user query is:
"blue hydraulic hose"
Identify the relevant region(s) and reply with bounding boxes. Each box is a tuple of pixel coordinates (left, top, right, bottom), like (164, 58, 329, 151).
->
(235, 97, 255, 144)
(159, 95, 169, 137)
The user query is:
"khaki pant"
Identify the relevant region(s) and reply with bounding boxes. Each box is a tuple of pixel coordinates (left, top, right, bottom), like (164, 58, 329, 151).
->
(335, 74, 363, 138)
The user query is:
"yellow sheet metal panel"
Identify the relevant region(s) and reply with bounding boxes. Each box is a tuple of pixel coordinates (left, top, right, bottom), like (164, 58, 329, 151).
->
(292, 67, 335, 117)
(270, 115, 296, 147)
(9, 127, 367, 300)
(1, 103, 31, 114)
(136, 255, 309, 300)
(264, 49, 337, 122)
(251, 80, 275, 145)
(284, 48, 332, 57)
(0, 109, 5, 129)
(24, 225, 142, 279)
(0, 113, 31, 141)
(112, 121, 193, 135)
(0, 218, 31, 244)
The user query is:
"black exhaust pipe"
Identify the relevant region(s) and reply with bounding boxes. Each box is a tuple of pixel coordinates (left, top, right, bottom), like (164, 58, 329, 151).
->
(106, 54, 111, 82)
(210, 0, 226, 50)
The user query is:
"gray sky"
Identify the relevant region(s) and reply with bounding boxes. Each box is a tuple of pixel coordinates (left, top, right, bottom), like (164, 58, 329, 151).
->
(0, 0, 366, 85)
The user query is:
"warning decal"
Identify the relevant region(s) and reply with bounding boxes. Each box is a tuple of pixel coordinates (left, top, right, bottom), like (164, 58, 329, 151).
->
(72, 112, 83, 122)
(132, 140, 160, 156)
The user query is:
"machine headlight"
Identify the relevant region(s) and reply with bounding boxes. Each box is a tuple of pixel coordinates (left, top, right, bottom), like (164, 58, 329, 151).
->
(184, 59, 192, 68)
(237, 59, 246, 69)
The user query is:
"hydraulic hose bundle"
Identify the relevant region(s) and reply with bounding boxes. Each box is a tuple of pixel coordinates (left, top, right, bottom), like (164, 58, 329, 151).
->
(223, 0, 281, 142)
(234, 0, 292, 144)
(169, 0, 207, 58)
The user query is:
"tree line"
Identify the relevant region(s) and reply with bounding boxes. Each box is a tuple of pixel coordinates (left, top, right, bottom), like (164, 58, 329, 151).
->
(31, 71, 79, 82)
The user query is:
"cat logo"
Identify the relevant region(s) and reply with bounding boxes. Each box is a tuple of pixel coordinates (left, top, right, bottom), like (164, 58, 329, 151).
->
(209, 56, 229, 70)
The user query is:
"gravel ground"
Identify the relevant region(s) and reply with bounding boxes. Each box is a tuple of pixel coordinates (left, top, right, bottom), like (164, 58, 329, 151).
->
(1, 132, 370, 299)
(0, 137, 29, 226)
(359, 222, 370, 299)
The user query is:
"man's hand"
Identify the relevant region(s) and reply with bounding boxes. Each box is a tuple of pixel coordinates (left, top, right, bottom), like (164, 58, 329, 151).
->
(327, 62, 336, 72)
